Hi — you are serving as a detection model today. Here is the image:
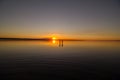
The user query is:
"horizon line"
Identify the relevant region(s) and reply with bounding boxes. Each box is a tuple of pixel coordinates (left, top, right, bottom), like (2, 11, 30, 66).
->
(0, 37, 120, 41)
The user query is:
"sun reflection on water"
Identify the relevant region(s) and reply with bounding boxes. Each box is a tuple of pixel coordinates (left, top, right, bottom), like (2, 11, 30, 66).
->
(52, 40, 56, 44)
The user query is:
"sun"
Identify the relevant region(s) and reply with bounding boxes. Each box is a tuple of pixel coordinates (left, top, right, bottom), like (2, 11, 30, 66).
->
(52, 37, 56, 40)
(52, 37, 56, 44)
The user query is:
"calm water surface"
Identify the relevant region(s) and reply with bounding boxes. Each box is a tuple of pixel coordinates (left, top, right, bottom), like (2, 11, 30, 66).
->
(0, 41, 120, 80)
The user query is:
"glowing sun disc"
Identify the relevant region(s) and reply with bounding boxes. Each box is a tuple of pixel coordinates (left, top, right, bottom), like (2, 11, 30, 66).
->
(52, 37, 56, 40)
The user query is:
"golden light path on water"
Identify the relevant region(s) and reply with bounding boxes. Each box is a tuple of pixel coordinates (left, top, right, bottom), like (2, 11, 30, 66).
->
(52, 40, 56, 44)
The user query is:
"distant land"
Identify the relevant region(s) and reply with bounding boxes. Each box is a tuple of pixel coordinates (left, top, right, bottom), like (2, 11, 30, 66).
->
(0, 38, 120, 41)
(0, 38, 51, 41)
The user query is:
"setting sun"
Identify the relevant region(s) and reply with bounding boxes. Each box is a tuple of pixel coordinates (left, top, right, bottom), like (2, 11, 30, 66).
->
(52, 37, 57, 44)
(52, 37, 56, 40)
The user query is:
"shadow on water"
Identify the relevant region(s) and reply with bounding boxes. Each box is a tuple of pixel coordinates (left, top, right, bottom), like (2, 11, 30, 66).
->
(59, 40, 63, 47)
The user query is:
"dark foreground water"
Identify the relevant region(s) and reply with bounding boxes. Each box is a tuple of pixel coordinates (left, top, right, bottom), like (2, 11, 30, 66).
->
(0, 41, 120, 80)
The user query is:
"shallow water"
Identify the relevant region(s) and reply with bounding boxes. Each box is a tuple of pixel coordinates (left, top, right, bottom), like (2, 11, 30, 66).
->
(0, 41, 120, 80)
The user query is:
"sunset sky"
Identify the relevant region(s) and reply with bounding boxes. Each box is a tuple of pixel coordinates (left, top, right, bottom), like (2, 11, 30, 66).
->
(0, 0, 120, 40)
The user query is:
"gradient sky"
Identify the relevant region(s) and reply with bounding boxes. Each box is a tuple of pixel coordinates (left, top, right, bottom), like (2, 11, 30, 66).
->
(0, 0, 120, 40)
